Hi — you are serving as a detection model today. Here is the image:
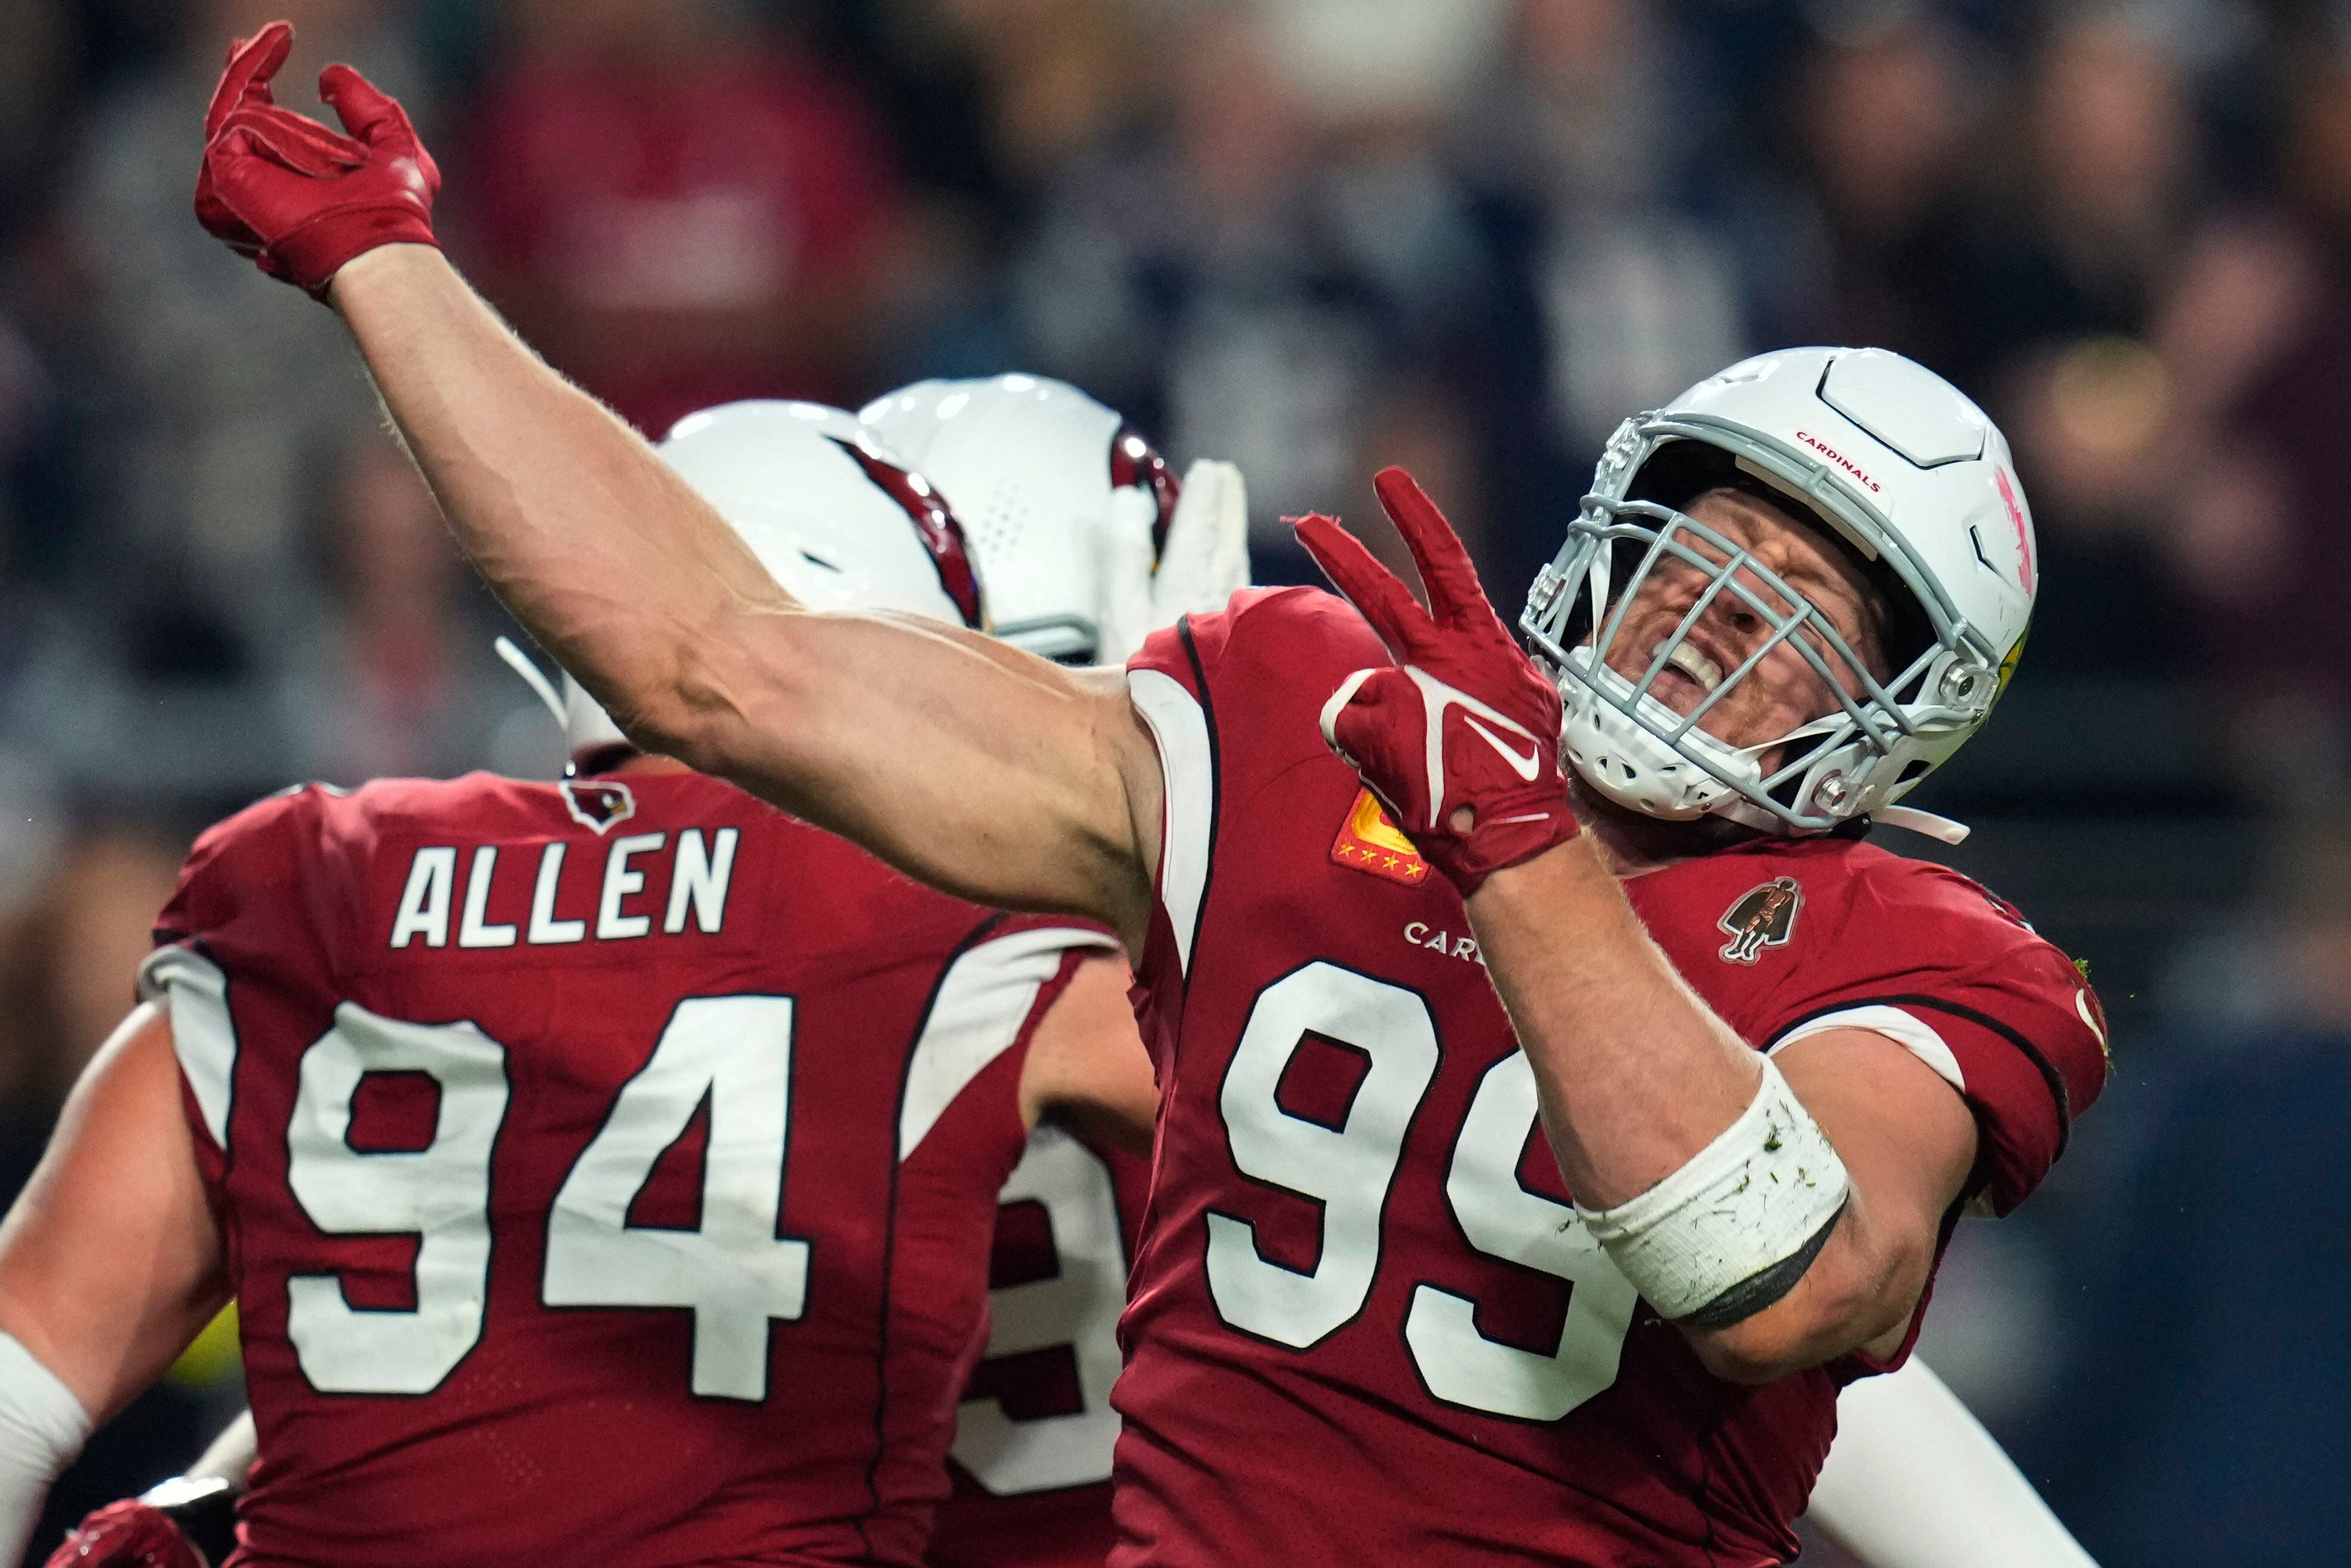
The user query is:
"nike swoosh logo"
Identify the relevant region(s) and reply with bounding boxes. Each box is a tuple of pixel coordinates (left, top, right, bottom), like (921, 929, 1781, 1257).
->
(1464, 713, 1542, 781)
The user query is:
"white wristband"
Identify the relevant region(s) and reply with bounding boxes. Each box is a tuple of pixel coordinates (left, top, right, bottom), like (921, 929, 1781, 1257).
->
(1575, 1055, 1849, 1325)
(0, 1331, 93, 1563)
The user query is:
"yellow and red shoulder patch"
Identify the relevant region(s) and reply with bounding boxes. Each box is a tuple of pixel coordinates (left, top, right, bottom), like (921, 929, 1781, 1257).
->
(1330, 788, 1430, 887)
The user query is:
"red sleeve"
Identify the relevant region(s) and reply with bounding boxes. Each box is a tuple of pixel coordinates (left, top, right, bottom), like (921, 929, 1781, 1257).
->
(1762, 867, 2109, 1217)
(994, 917, 1124, 1117)
(1127, 595, 1230, 698)
(1122, 593, 1264, 1068)
(142, 787, 347, 1165)
(153, 788, 307, 948)
(1123, 587, 1384, 1062)
(900, 914, 1121, 1180)
(1124, 586, 1352, 695)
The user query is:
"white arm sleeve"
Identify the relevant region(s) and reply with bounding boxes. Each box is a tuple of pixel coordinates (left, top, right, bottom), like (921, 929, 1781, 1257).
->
(1811, 1359, 2096, 1568)
(0, 1331, 93, 1563)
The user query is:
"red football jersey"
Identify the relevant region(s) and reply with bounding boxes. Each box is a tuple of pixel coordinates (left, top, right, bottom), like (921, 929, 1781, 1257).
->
(1113, 588, 2109, 1567)
(926, 1135, 1148, 1568)
(140, 769, 1114, 1568)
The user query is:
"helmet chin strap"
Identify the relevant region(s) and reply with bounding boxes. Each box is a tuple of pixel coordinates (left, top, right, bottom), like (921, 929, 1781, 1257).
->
(494, 636, 568, 729)
(1747, 712, 1974, 843)
(1874, 806, 1970, 845)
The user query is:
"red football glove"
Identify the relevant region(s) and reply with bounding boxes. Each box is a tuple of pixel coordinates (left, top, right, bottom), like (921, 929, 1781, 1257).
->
(193, 21, 440, 298)
(1294, 468, 1579, 897)
(44, 1501, 205, 1568)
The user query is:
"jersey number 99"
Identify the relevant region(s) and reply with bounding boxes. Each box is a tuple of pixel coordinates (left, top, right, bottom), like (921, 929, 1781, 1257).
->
(1207, 963, 1639, 1423)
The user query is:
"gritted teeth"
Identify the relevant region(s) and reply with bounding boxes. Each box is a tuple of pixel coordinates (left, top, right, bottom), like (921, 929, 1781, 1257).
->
(1663, 640, 1724, 693)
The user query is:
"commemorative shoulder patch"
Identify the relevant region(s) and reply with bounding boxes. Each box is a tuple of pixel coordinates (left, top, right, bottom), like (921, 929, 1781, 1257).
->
(1330, 788, 1430, 887)
(1718, 876, 1802, 964)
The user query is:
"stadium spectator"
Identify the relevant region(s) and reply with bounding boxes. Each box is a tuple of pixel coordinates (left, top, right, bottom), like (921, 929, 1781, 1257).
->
(1454, 0, 1746, 452)
(457, 0, 906, 434)
(1777, 14, 1981, 369)
(925, 0, 1141, 184)
(1004, 3, 1511, 581)
(287, 430, 546, 787)
(2159, 44, 2351, 800)
(1948, 10, 2202, 389)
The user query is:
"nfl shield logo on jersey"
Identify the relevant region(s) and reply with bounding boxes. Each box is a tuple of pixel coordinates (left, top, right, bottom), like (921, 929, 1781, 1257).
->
(560, 778, 637, 835)
(1718, 877, 1802, 964)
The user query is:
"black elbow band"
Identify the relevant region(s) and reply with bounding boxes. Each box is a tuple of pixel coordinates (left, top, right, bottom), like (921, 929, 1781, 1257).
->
(1673, 1198, 1848, 1331)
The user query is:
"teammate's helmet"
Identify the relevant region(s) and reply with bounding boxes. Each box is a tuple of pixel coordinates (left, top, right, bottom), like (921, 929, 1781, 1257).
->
(564, 400, 987, 766)
(1520, 347, 2036, 836)
(858, 375, 1181, 664)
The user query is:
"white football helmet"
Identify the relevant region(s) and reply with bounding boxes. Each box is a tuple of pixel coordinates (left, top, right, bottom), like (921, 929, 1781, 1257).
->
(859, 374, 1244, 665)
(562, 400, 988, 767)
(1520, 347, 2037, 838)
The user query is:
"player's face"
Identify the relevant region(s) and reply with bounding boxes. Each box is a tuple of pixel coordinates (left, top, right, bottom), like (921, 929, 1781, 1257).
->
(1598, 489, 1891, 753)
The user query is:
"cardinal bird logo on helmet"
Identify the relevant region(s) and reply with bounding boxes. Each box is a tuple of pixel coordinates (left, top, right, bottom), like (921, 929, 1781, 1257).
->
(1718, 878, 1802, 964)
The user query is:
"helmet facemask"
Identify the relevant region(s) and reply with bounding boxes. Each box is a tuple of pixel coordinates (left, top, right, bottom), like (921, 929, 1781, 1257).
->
(1523, 422, 2002, 836)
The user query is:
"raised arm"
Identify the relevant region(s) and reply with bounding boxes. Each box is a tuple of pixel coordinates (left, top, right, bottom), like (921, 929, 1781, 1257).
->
(191, 27, 1160, 940)
(336, 252, 1158, 936)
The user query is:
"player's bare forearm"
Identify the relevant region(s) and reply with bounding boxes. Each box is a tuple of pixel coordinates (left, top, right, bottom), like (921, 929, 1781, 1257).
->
(713, 620, 1161, 938)
(1465, 843, 1973, 1380)
(1465, 840, 1759, 1205)
(0, 1006, 228, 1423)
(328, 246, 1158, 939)
(329, 247, 791, 748)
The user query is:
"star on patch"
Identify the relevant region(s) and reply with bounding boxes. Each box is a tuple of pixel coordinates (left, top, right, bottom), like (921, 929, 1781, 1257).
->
(1329, 788, 1432, 888)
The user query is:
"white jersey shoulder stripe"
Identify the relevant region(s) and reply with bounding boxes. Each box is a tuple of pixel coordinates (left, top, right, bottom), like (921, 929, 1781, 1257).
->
(899, 926, 1118, 1161)
(1767, 1003, 1966, 1093)
(138, 945, 237, 1149)
(1127, 667, 1214, 977)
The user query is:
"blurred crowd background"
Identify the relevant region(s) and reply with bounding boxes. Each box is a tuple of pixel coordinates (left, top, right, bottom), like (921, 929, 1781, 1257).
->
(1, 0, 2344, 1561)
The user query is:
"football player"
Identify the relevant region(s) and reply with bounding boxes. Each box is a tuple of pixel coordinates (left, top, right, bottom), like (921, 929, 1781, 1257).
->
(0, 406, 1162, 1566)
(865, 378, 2097, 1568)
(849, 378, 2109, 1568)
(859, 375, 1159, 1568)
(21, 370, 1248, 1568)
(187, 41, 2108, 1562)
(53, 372, 2095, 1568)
